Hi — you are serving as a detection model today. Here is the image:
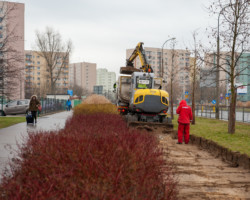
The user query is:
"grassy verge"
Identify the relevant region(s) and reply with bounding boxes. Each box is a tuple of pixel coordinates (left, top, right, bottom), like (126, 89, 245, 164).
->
(0, 117, 25, 129)
(172, 116, 250, 156)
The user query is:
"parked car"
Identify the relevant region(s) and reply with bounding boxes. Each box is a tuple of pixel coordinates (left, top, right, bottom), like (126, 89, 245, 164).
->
(0, 99, 30, 116)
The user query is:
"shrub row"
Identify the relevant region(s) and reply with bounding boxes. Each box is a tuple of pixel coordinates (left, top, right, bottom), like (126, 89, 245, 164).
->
(0, 109, 177, 199)
(74, 104, 118, 115)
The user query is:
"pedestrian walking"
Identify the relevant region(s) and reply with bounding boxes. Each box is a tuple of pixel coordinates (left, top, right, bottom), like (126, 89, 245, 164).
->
(66, 99, 72, 111)
(29, 95, 41, 124)
(176, 100, 193, 144)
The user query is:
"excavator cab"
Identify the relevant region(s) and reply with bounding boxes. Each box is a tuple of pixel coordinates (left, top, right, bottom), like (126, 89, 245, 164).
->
(136, 76, 152, 89)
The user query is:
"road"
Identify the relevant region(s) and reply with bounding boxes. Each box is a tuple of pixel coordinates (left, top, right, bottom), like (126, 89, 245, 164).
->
(173, 107, 250, 123)
(0, 111, 72, 180)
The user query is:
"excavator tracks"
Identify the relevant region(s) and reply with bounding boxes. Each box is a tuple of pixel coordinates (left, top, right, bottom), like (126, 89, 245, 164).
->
(125, 114, 173, 133)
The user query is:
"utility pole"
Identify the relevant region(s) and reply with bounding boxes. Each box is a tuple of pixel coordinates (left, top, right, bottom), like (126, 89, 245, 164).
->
(216, 12, 221, 119)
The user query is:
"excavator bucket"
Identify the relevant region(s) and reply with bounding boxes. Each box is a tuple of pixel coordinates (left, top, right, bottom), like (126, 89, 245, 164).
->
(120, 66, 141, 75)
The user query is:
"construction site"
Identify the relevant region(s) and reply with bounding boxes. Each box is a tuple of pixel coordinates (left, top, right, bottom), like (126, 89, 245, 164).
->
(0, 42, 249, 199)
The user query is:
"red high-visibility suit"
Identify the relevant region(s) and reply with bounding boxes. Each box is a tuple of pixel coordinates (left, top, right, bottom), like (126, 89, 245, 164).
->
(176, 100, 193, 144)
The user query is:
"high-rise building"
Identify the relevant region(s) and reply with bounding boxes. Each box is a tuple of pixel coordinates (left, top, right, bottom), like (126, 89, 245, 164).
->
(0, 1, 24, 100)
(204, 52, 250, 101)
(25, 50, 69, 98)
(237, 53, 250, 102)
(126, 47, 191, 93)
(96, 68, 116, 93)
(69, 62, 96, 93)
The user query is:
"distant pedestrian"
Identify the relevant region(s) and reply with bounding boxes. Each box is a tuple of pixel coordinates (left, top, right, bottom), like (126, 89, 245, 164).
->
(176, 100, 193, 144)
(29, 95, 41, 124)
(66, 99, 72, 111)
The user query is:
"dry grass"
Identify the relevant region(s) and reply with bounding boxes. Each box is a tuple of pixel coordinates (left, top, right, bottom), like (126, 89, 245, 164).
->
(82, 94, 111, 104)
(74, 95, 118, 115)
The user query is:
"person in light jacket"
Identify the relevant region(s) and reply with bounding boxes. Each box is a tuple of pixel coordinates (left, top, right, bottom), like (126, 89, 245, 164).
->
(176, 100, 193, 144)
(29, 95, 41, 123)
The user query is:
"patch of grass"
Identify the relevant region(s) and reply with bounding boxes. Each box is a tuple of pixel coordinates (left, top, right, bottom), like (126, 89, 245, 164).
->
(0, 117, 25, 129)
(173, 116, 250, 156)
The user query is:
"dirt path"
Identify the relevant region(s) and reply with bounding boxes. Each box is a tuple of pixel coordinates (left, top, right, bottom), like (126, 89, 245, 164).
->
(158, 133, 250, 200)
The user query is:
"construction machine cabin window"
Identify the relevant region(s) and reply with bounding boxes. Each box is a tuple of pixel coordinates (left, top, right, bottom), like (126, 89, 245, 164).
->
(162, 96, 168, 105)
(136, 77, 152, 89)
(135, 95, 144, 104)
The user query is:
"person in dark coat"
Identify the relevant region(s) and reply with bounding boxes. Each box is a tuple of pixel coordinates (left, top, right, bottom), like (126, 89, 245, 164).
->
(29, 95, 41, 123)
(176, 100, 193, 144)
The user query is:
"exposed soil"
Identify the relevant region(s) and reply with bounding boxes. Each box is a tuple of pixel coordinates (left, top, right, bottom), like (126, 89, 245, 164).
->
(129, 123, 250, 199)
(157, 130, 250, 200)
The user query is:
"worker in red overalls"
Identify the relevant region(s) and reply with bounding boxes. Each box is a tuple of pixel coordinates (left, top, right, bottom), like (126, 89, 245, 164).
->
(176, 100, 193, 144)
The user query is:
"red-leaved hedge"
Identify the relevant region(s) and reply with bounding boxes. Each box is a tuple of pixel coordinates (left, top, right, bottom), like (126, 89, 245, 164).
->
(0, 114, 177, 200)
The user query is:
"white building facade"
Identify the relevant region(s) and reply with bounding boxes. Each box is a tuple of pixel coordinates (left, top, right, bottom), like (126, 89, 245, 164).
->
(96, 68, 116, 93)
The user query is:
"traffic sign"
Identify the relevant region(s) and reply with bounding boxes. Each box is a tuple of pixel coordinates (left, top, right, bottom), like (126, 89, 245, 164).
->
(67, 90, 73, 96)
(185, 91, 189, 95)
(212, 100, 216, 104)
(225, 93, 229, 97)
(185, 95, 188, 99)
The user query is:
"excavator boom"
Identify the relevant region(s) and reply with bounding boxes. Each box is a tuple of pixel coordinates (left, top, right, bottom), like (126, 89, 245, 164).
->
(126, 42, 153, 73)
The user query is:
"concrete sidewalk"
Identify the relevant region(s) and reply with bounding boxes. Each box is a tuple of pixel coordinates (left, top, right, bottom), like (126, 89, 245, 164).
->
(0, 111, 72, 178)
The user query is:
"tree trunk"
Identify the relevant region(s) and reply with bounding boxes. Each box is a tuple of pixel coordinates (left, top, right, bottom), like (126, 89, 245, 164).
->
(170, 79, 174, 119)
(191, 79, 196, 125)
(228, 88, 236, 134)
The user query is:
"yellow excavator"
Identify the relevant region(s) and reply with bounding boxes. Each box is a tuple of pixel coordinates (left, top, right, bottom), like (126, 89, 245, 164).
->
(116, 42, 172, 125)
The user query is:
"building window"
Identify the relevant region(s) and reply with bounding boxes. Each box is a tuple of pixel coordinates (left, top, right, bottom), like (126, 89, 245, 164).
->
(37, 72, 40, 75)
(0, 33, 3, 38)
(37, 77, 40, 80)
(37, 61, 40, 65)
(0, 18, 3, 23)
(0, 26, 2, 30)
(37, 67, 40, 70)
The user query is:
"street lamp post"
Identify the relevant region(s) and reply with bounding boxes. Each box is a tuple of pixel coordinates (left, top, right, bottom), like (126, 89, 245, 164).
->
(161, 38, 176, 78)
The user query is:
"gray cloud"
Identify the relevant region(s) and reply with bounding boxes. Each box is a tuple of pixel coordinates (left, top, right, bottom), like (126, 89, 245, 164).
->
(11, 0, 212, 74)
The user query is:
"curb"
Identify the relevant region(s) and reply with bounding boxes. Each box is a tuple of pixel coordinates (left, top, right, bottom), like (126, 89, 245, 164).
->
(170, 130, 250, 170)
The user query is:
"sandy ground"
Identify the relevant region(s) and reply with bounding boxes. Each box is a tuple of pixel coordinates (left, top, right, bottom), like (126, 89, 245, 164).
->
(157, 132, 250, 200)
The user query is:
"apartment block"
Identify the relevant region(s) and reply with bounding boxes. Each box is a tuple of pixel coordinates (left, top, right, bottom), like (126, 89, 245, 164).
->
(25, 50, 69, 98)
(69, 62, 96, 93)
(96, 68, 116, 93)
(126, 47, 191, 93)
(204, 52, 250, 101)
(0, 1, 24, 100)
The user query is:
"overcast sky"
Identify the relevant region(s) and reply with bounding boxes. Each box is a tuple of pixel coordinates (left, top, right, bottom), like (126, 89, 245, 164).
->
(10, 0, 215, 75)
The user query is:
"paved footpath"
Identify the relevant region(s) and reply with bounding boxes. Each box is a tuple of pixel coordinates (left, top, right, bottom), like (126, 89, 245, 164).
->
(0, 111, 72, 179)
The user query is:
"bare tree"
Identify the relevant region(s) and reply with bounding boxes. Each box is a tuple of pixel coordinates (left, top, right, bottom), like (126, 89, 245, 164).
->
(186, 31, 203, 125)
(35, 27, 72, 94)
(68, 83, 90, 97)
(208, 0, 250, 133)
(0, 2, 24, 114)
(165, 40, 179, 119)
(166, 81, 182, 105)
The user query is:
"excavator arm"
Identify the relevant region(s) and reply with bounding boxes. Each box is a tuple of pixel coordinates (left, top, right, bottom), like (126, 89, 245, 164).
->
(126, 42, 153, 73)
